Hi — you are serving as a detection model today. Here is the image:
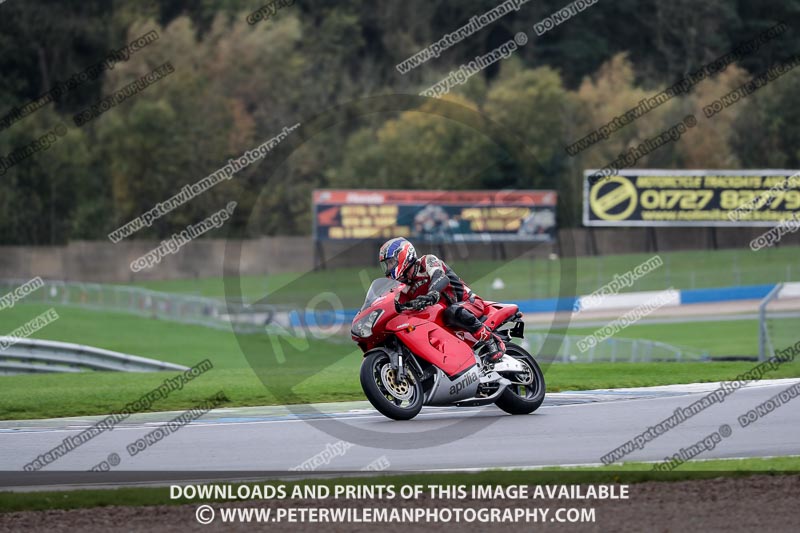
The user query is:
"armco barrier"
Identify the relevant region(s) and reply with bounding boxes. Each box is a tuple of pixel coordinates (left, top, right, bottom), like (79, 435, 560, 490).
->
(0, 337, 189, 375)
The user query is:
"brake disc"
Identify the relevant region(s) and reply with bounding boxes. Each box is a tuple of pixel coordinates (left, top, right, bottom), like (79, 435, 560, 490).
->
(380, 364, 413, 401)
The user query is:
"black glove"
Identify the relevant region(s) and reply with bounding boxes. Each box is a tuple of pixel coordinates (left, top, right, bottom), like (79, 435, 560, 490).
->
(408, 298, 428, 310)
(409, 291, 439, 310)
(424, 290, 440, 305)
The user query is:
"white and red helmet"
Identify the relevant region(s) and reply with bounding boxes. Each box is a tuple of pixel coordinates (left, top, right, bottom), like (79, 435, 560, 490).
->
(378, 237, 417, 281)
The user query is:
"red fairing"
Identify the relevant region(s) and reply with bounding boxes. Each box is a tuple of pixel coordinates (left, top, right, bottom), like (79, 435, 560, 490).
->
(352, 285, 519, 379)
(481, 303, 520, 330)
(351, 288, 399, 351)
(388, 307, 476, 377)
(351, 289, 476, 377)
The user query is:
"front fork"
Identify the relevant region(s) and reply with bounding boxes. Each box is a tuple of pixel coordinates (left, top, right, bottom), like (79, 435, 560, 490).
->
(388, 349, 406, 382)
(384, 339, 426, 384)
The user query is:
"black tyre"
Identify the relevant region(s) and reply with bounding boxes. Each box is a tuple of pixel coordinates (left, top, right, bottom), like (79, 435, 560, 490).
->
(494, 342, 546, 415)
(360, 350, 423, 420)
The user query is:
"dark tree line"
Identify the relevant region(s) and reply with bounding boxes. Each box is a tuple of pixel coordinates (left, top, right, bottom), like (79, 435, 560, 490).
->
(0, 0, 798, 243)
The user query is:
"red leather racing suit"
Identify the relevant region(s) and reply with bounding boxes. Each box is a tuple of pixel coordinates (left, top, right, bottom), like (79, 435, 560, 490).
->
(396, 254, 497, 347)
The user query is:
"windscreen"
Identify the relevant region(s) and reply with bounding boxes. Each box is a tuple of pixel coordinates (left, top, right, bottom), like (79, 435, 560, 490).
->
(361, 278, 401, 311)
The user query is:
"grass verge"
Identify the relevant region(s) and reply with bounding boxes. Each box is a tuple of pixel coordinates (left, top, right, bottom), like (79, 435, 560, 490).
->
(0, 305, 797, 420)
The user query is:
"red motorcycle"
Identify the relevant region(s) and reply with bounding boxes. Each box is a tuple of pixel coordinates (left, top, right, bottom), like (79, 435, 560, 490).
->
(351, 278, 545, 420)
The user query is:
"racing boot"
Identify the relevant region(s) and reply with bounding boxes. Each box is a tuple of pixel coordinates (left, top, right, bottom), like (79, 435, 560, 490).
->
(473, 325, 505, 364)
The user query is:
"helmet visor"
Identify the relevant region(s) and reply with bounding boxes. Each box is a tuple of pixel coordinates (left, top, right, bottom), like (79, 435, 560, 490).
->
(380, 257, 398, 277)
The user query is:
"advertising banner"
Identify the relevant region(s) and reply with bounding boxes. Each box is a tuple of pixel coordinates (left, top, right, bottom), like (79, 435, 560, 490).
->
(583, 170, 800, 226)
(314, 189, 558, 242)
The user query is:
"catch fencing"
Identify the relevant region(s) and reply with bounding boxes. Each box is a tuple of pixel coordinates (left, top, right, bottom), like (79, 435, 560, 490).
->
(0, 278, 289, 334)
(524, 333, 709, 363)
(759, 281, 800, 361)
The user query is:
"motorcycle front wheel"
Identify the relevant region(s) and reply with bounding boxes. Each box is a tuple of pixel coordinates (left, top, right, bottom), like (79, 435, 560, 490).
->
(360, 349, 423, 420)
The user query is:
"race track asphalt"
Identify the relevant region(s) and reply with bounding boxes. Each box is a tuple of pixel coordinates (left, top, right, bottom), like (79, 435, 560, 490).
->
(1, 379, 798, 490)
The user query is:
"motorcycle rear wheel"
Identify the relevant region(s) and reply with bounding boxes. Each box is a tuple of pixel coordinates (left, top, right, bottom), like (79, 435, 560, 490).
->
(360, 350, 423, 420)
(494, 343, 546, 415)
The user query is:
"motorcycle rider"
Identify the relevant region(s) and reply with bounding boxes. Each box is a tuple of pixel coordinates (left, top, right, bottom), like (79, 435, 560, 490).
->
(378, 237, 506, 363)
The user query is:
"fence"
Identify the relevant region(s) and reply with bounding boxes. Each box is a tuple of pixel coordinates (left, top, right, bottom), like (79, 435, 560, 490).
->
(0, 279, 289, 335)
(523, 333, 709, 363)
(0, 279, 727, 361)
(759, 281, 800, 361)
